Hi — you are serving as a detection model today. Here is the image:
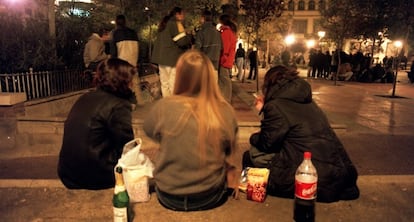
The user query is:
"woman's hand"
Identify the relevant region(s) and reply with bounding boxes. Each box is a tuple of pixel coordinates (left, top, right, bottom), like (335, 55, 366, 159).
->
(253, 93, 264, 111)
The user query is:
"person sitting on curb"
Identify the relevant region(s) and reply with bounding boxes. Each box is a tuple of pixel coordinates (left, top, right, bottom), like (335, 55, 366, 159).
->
(242, 65, 360, 203)
(144, 49, 239, 211)
(58, 58, 137, 190)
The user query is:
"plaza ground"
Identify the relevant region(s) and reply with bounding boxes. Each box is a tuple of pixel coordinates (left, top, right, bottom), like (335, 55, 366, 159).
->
(0, 68, 413, 221)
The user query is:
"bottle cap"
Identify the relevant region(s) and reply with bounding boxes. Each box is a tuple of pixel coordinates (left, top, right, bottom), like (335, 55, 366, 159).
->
(304, 151, 311, 159)
(115, 166, 123, 173)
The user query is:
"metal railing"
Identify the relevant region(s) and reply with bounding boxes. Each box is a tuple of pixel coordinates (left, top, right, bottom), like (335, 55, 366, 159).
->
(0, 69, 91, 101)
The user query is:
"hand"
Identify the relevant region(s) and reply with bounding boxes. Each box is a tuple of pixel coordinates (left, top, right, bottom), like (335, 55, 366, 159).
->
(253, 95, 264, 111)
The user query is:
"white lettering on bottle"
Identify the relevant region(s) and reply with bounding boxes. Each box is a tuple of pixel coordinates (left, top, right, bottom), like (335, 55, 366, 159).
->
(301, 183, 317, 197)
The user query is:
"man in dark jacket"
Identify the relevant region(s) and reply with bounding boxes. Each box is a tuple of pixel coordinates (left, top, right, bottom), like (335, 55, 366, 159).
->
(243, 65, 359, 203)
(110, 14, 144, 105)
(194, 10, 222, 71)
(247, 48, 258, 80)
(235, 43, 246, 80)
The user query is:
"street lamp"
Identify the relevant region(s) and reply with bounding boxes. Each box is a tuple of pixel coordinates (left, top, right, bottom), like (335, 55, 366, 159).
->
(306, 39, 316, 49)
(317, 31, 326, 39)
(391, 40, 403, 97)
(317, 31, 325, 50)
(285, 34, 296, 46)
(284, 34, 295, 66)
(144, 6, 152, 58)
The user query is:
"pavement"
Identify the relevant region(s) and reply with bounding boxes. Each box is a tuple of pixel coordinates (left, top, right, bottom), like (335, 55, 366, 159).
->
(1, 68, 414, 221)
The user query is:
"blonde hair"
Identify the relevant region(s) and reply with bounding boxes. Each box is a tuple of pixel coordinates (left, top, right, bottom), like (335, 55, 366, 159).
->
(173, 49, 236, 162)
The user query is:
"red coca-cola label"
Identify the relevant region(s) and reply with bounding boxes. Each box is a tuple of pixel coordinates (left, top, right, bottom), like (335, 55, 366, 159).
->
(295, 180, 317, 200)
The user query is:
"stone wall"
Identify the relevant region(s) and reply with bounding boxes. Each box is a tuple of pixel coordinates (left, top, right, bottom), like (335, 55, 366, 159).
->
(0, 91, 88, 158)
(0, 102, 25, 154)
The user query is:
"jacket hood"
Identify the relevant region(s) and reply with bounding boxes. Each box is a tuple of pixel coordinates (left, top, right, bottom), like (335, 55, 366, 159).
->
(219, 25, 231, 32)
(89, 33, 102, 41)
(265, 78, 312, 104)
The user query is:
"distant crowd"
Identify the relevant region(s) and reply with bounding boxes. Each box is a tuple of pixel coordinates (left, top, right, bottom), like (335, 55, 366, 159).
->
(305, 49, 413, 83)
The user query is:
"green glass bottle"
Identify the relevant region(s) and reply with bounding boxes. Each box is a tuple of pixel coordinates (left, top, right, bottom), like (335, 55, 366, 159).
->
(113, 166, 130, 222)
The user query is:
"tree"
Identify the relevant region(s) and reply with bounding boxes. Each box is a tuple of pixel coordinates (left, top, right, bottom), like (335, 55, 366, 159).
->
(386, 0, 414, 55)
(0, 14, 61, 73)
(240, 0, 284, 46)
(320, 0, 361, 85)
(321, 0, 414, 87)
(240, 0, 284, 91)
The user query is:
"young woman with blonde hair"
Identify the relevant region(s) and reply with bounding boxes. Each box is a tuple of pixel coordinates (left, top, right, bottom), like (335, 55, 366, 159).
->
(144, 49, 238, 211)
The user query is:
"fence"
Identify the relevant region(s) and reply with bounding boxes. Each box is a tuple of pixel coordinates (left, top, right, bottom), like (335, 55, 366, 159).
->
(0, 69, 91, 101)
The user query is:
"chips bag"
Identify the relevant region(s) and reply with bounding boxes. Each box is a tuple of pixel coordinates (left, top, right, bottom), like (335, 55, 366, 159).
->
(246, 168, 270, 203)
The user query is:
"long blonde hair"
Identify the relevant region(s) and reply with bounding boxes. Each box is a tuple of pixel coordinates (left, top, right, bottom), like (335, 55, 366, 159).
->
(173, 49, 236, 161)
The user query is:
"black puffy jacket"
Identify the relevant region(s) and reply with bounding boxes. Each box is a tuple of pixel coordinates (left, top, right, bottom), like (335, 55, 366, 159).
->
(250, 78, 359, 202)
(58, 89, 135, 190)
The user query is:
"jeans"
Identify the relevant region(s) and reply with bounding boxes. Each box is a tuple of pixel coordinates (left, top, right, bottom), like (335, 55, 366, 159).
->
(218, 66, 232, 102)
(155, 184, 228, 211)
(236, 57, 244, 79)
(242, 146, 275, 169)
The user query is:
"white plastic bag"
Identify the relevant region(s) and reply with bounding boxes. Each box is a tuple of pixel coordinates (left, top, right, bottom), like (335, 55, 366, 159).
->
(117, 138, 154, 203)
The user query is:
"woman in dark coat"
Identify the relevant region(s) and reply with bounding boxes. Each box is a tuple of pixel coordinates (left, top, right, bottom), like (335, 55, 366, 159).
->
(58, 58, 137, 190)
(243, 65, 359, 203)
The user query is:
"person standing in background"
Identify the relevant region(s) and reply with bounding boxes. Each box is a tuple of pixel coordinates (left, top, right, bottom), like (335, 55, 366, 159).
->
(194, 10, 222, 72)
(83, 30, 108, 83)
(235, 43, 245, 81)
(247, 48, 258, 80)
(218, 14, 237, 103)
(83, 31, 108, 72)
(151, 7, 192, 97)
(110, 14, 144, 105)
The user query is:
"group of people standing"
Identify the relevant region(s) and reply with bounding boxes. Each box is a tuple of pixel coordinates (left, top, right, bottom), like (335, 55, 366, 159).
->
(152, 8, 237, 103)
(59, 6, 359, 214)
(83, 14, 144, 105)
(82, 8, 240, 103)
(308, 49, 332, 79)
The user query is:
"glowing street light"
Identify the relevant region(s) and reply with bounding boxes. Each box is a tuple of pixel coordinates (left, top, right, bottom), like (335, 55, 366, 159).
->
(317, 31, 326, 50)
(306, 39, 316, 49)
(394, 40, 403, 49)
(317, 31, 326, 39)
(285, 34, 296, 46)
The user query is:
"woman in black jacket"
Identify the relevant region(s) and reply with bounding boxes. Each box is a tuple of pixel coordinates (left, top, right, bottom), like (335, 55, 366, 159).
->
(243, 65, 359, 202)
(58, 58, 137, 190)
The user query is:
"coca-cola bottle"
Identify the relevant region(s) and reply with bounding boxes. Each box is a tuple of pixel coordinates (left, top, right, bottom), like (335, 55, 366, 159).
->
(294, 151, 318, 222)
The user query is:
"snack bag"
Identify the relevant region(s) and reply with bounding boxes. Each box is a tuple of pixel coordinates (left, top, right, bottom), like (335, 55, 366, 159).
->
(246, 168, 270, 203)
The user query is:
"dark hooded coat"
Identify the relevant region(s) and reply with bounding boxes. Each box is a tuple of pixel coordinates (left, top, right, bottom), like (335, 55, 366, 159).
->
(250, 78, 359, 202)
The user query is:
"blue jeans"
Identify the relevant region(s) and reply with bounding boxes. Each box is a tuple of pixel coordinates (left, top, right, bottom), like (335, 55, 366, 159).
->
(155, 184, 228, 211)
